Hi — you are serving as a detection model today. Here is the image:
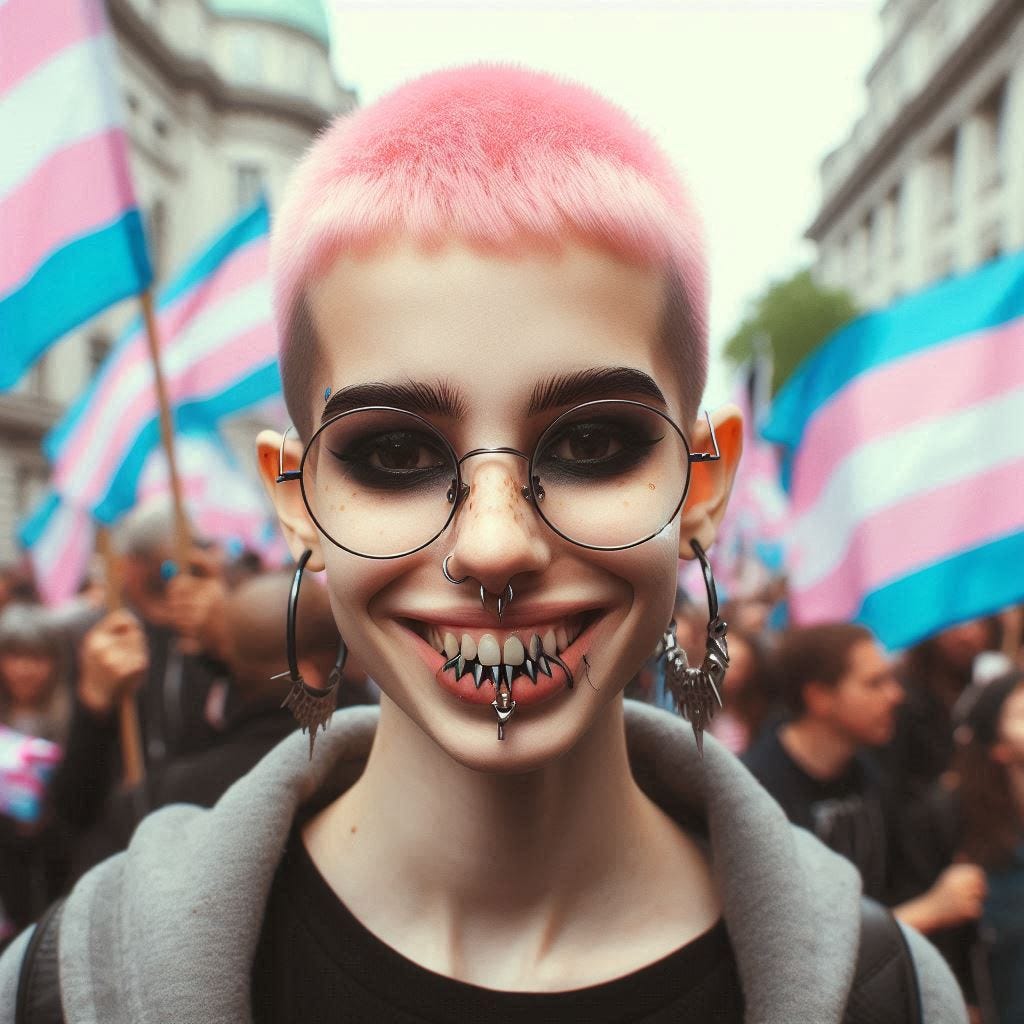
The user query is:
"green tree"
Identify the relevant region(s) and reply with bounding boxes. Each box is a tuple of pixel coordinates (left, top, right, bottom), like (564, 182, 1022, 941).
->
(723, 268, 859, 393)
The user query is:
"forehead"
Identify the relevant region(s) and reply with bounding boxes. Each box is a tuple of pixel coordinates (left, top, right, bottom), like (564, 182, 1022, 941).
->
(305, 240, 678, 418)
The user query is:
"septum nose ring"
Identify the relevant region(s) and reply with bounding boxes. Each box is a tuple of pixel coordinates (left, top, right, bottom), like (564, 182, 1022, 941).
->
(442, 555, 515, 621)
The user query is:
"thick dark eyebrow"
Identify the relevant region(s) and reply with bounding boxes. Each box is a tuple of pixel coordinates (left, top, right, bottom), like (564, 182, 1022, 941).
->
(321, 379, 466, 422)
(527, 367, 667, 415)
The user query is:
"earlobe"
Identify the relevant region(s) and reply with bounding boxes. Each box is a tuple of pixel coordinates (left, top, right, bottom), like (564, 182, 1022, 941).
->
(678, 404, 743, 559)
(255, 429, 326, 571)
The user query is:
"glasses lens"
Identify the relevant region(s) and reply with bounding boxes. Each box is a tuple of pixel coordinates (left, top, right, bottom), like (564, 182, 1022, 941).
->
(531, 400, 691, 550)
(301, 408, 459, 558)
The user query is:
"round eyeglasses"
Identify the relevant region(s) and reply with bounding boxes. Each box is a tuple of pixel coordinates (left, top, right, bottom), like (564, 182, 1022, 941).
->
(278, 399, 720, 559)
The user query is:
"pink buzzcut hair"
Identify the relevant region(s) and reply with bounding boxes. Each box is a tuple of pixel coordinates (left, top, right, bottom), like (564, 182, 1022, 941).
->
(272, 64, 709, 434)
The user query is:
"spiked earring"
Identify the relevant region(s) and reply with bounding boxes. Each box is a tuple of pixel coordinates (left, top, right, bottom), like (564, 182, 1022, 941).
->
(278, 549, 348, 758)
(661, 539, 729, 756)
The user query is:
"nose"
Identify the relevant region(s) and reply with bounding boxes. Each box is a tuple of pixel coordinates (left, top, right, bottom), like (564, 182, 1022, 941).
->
(447, 453, 552, 595)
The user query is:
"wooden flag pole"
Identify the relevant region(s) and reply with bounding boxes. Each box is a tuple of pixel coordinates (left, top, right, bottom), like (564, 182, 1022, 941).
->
(96, 526, 145, 788)
(140, 290, 191, 568)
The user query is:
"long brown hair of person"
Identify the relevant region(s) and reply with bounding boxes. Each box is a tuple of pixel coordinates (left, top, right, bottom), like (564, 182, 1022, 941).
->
(955, 672, 1024, 869)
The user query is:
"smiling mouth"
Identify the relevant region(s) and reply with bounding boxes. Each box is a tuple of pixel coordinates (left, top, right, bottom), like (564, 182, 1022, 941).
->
(413, 616, 585, 691)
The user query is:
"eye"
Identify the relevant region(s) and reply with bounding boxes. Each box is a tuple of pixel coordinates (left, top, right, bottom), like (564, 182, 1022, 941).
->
(536, 418, 661, 480)
(361, 431, 446, 471)
(549, 423, 622, 462)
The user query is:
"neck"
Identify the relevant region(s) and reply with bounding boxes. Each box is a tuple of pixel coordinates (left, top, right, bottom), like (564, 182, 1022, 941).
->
(304, 694, 716, 988)
(780, 718, 857, 781)
(323, 694, 645, 911)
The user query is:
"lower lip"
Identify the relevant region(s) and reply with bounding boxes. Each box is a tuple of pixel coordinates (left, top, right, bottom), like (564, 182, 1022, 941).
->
(404, 620, 599, 709)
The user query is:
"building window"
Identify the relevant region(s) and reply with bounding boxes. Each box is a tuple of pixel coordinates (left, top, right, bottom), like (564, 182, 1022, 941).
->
(888, 183, 904, 258)
(235, 163, 264, 209)
(88, 334, 112, 378)
(977, 80, 1007, 191)
(932, 131, 957, 224)
(15, 463, 50, 524)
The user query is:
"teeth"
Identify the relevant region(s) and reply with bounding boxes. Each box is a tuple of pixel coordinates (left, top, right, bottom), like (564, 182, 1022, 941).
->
(503, 636, 525, 665)
(542, 630, 557, 657)
(528, 634, 542, 659)
(554, 626, 568, 651)
(473, 663, 485, 688)
(477, 634, 501, 666)
(461, 633, 477, 661)
(444, 632, 460, 658)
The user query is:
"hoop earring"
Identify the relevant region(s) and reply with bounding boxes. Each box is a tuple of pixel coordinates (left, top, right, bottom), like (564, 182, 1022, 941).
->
(660, 539, 728, 757)
(442, 554, 514, 621)
(278, 549, 348, 759)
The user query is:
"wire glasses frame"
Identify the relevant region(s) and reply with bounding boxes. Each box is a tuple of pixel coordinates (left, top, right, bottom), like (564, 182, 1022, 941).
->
(276, 400, 721, 559)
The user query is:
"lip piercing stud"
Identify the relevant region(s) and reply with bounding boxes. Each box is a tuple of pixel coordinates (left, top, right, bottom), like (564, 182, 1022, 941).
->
(493, 682, 516, 740)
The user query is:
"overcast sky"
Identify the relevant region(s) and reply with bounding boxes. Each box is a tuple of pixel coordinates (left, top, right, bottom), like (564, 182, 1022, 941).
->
(326, 0, 882, 404)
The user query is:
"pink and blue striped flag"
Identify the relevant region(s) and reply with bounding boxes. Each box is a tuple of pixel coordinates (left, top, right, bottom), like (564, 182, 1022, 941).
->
(18, 491, 96, 606)
(0, 0, 152, 388)
(763, 249, 1024, 650)
(137, 431, 288, 564)
(44, 198, 279, 523)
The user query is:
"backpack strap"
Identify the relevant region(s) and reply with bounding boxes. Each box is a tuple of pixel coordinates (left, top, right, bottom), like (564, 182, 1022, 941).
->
(845, 896, 923, 1024)
(14, 898, 66, 1024)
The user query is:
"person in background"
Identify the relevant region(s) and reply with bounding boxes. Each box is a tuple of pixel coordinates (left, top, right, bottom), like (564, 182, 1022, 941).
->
(71, 569, 374, 873)
(900, 671, 1024, 1023)
(0, 605, 70, 746)
(744, 622, 987, 940)
(883, 618, 999, 801)
(0, 605, 72, 941)
(48, 502, 226, 834)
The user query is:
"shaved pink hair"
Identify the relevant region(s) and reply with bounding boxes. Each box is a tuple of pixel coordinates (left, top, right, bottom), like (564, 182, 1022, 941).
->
(272, 65, 709, 434)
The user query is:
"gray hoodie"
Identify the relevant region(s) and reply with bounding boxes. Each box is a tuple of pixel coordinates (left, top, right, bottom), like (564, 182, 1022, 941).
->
(0, 701, 965, 1022)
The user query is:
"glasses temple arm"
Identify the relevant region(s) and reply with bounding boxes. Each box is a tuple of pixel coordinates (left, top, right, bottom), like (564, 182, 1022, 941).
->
(688, 410, 721, 464)
(277, 425, 301, 483)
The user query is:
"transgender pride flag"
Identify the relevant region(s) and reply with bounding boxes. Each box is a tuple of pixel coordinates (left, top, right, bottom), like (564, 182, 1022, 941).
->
(764, 249, 1024, 650)
(0, 0, 151, 388)
(18, 491, 96, 605)
(44, 198, 280, 523)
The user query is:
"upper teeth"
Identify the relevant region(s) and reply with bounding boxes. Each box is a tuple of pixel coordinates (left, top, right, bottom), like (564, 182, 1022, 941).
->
(429, 620, 582, 665)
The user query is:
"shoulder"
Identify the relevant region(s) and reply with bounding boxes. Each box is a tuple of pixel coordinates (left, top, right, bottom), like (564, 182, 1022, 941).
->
(3, 708, 380, 1022)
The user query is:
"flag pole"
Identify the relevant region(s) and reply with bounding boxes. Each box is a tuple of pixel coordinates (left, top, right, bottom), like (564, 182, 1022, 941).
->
(96, 526, 146, 788)
(139, 290, 191, 567)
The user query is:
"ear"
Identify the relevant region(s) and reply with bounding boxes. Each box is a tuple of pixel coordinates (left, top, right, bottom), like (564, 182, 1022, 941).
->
(802, 679, 835, 719)
(255, 429, 326, 571)
(678, 403, 743, 560)
(990, 741, 1012, 767)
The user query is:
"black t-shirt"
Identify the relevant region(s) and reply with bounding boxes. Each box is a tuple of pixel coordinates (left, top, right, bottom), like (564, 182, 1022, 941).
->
(743, 727, 890, 900)
(252, 829, 745, 1023)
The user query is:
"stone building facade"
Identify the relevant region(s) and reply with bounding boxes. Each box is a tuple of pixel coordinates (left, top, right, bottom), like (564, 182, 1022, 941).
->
(0, 0, 354, 563)
(807, 0, 1023, 311)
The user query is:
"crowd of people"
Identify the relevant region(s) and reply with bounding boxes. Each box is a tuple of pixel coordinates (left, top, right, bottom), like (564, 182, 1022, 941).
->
(1, 506, 1021, 1019)
(0, 503, 375, 941)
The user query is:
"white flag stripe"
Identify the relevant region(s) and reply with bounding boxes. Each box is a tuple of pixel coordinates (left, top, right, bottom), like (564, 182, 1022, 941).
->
(790, 386, 1024, 588)
(0, 33, 122, 197)
(59, 277, 273, 498)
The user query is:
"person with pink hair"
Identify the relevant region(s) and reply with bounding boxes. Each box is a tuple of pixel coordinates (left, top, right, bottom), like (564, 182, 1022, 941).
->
(1, 66, 963, 1023)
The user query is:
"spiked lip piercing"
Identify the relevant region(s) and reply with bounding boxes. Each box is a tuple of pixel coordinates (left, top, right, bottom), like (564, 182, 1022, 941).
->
(420, 619, 581, 740)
